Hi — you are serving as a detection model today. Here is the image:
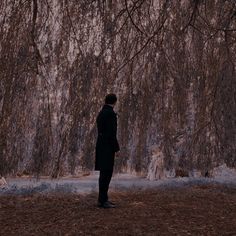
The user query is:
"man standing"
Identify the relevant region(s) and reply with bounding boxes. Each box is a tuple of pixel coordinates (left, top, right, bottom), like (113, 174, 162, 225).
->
(95, 94, 120, 208)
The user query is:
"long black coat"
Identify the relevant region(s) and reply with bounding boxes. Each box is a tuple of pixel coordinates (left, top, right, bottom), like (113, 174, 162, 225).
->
(95, 104, 120, 170)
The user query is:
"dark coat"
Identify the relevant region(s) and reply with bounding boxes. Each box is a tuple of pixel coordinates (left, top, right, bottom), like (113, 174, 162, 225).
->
(95, 104, 120, 170)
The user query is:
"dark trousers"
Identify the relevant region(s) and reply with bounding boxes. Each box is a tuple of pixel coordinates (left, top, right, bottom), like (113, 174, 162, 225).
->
(98, 169, 113, 204)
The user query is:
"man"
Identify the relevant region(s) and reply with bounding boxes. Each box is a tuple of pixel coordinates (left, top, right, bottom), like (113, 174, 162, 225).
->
(95, 93, 120, 208)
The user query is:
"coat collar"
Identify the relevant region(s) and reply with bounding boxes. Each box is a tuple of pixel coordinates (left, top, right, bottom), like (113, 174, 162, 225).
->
(103, 104, 114, 110)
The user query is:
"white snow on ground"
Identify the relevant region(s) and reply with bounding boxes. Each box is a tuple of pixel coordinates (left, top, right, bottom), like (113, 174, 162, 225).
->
(0, 177, 7, 187)
(211, 164, 236, 183)
(0, 165, 235, 196)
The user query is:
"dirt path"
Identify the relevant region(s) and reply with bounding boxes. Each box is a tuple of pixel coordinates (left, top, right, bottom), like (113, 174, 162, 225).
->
(1, 184, 236, 235)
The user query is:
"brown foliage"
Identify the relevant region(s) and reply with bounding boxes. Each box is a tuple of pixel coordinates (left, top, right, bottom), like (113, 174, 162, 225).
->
(0, 0, 235, 176)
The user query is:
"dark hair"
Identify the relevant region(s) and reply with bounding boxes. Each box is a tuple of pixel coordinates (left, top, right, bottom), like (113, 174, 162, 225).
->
(105, 93, 117, 105)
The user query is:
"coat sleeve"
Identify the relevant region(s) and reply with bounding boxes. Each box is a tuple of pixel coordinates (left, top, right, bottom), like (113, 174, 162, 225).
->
(108, 112, 120, 152)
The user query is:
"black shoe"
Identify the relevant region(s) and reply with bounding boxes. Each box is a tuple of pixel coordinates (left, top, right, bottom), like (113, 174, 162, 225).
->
(107, 200, 116, 206)
(98, 201, 116, 209)
(97, 200, 115, 207)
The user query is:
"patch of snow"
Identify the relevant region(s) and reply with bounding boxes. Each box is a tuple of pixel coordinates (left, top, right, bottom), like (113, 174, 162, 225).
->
(147, 145, 165, 180)
(0, 170, 235, 196)
(188, 169, 202, 178)
(211, 164, 236, 183)
(0, 177, 7, 188)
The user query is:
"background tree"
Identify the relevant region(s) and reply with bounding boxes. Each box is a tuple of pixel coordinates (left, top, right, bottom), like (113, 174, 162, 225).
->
(0, 0, 235, 177)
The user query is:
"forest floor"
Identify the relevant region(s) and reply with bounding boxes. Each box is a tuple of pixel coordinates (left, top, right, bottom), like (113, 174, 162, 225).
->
(1, 184, 236, 236)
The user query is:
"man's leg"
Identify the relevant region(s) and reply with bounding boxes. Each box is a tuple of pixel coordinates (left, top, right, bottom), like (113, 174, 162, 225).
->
(103, 169, 113, 201)
(98, 169, 113, 204)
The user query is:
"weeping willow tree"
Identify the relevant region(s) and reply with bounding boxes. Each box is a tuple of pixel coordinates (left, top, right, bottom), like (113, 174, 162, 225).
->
(0, 0, 235, 177)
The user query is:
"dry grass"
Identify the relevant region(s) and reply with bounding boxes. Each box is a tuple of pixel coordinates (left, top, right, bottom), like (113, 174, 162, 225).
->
(0, 185, 236, 235)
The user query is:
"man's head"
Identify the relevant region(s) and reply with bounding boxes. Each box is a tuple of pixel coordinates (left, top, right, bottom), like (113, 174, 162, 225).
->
(105, 93, 117, 106)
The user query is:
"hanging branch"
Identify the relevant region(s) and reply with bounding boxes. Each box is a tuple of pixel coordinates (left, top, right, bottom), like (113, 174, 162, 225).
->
(124, 0, 147, 36)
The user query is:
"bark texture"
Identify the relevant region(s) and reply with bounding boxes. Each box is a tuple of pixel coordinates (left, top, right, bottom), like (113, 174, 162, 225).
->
(0, 0, 235, 177)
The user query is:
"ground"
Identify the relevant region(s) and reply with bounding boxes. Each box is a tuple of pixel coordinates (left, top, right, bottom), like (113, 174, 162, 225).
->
(1, 184, 236, 236)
